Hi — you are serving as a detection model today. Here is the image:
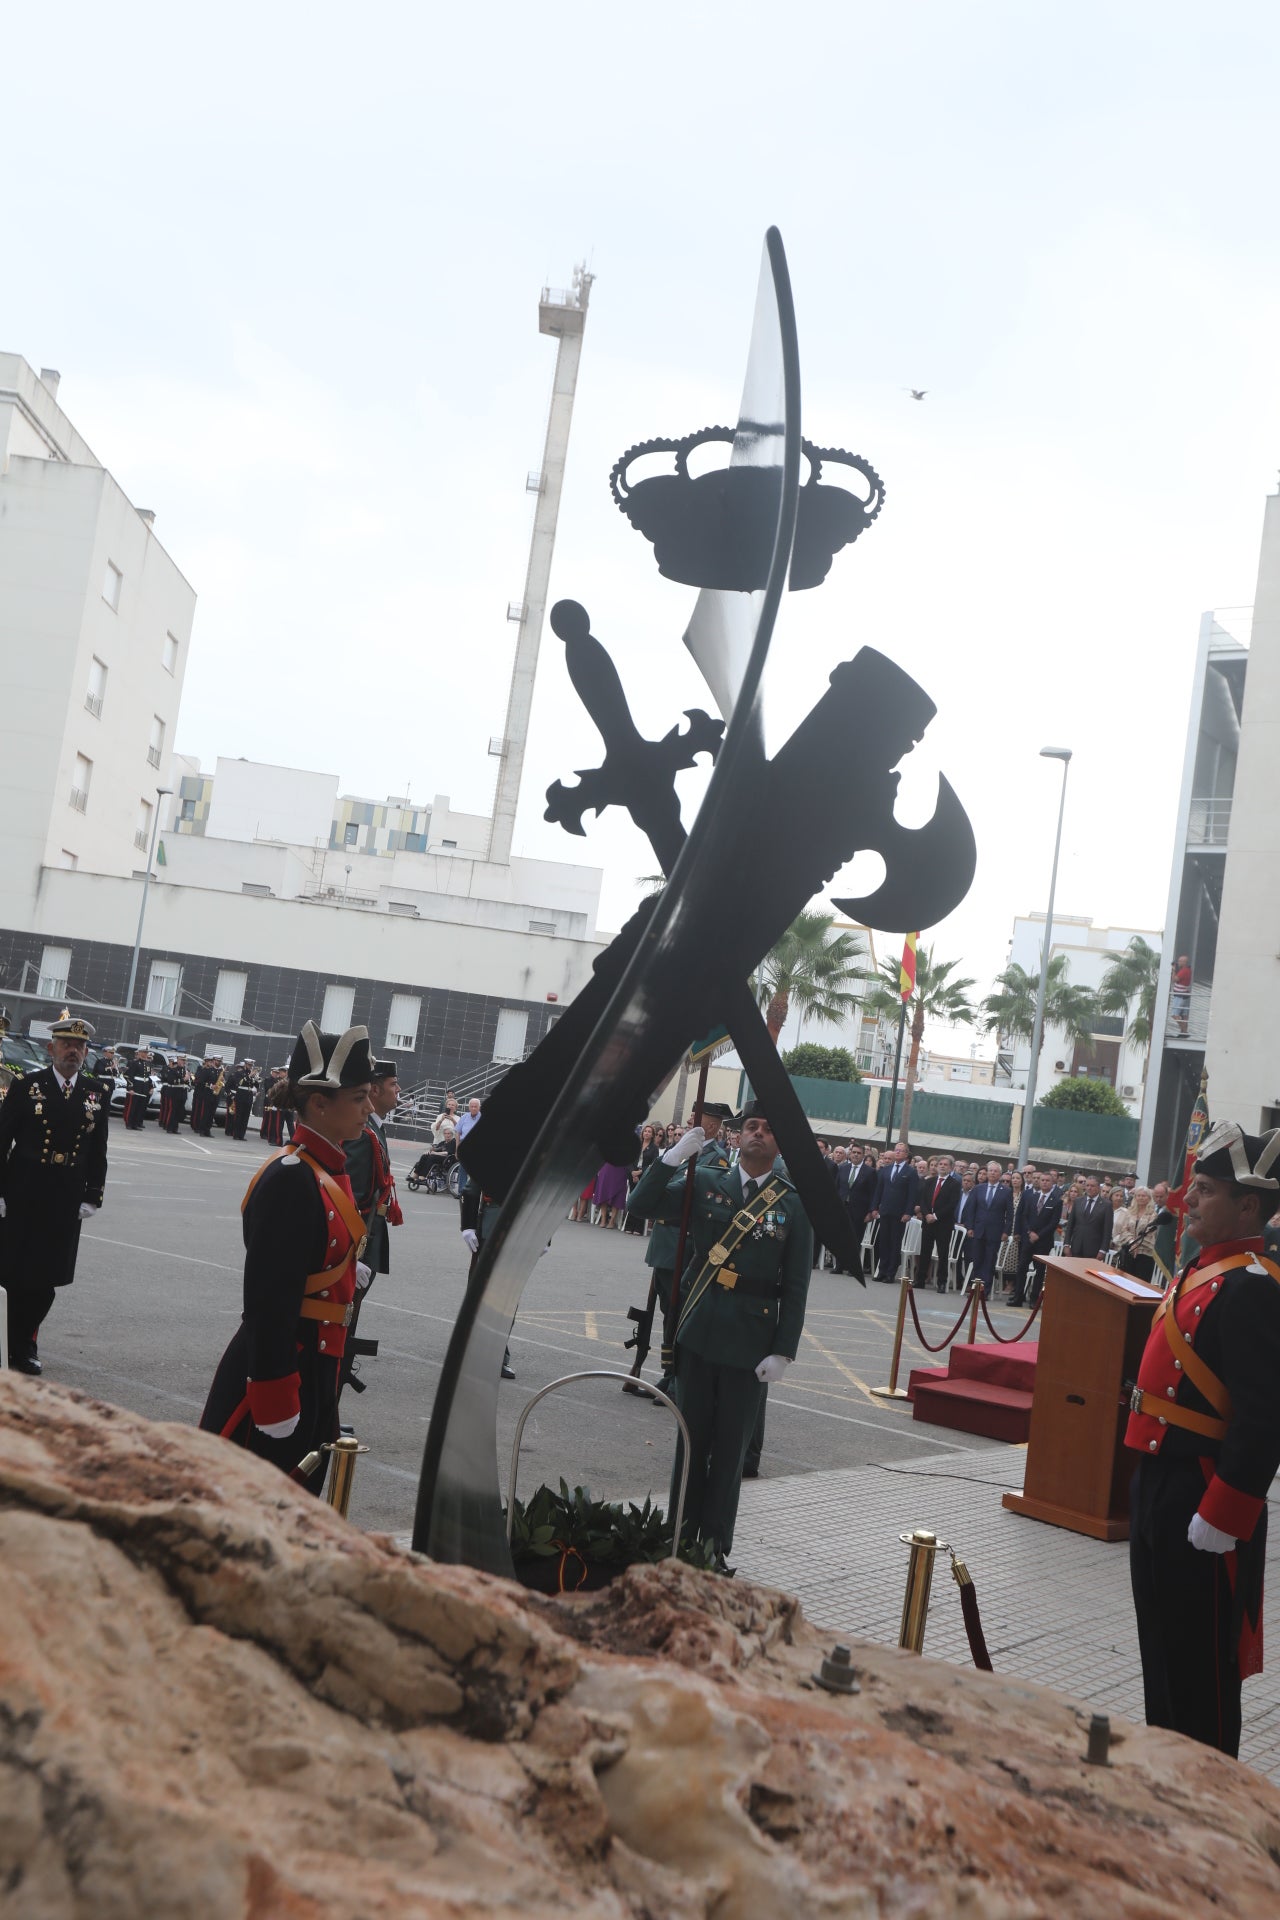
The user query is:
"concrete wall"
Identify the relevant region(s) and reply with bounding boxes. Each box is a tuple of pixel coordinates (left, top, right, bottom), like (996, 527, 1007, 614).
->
(1206, 496, 1280, 1127)
(205, 757, 338, 847)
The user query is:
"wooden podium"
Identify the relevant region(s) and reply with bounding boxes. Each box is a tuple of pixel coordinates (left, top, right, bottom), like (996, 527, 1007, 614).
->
(1002, 1256, 1161, 1542)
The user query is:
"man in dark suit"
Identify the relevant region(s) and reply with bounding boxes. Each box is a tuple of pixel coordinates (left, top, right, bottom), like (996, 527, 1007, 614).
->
(1015, 1170, 1063, 1305)
(966, 1159, 1013, 1296)
(870, 1140, 921, 1283)
(842, 1142, 877, 1275)
(1066, 1174, 1113, 1259)
(915, 1154, 959, 1291)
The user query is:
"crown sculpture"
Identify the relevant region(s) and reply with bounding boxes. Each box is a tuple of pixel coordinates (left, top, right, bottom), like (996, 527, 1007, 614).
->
(415, 230, 977, 1574)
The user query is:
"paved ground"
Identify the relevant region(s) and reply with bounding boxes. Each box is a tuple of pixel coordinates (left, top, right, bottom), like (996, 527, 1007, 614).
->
(26, 1124, 1280, 1783)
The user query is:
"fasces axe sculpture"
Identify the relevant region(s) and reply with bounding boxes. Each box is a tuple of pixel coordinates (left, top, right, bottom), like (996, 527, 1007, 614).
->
(414, 230, 976, 1573)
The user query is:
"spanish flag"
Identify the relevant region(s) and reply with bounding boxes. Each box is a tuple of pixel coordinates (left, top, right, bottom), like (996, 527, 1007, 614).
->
(899, 931, 918, 1004)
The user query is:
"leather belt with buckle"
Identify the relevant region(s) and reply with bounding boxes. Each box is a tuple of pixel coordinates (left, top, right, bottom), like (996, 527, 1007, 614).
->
(714, 1267, 739, 1290)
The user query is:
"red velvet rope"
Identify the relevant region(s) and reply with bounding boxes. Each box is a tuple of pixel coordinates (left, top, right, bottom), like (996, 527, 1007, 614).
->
(958, 1579, 993, 1671)
(905, 1287, 975, 1354)
(978, 1293, 1043, 1344)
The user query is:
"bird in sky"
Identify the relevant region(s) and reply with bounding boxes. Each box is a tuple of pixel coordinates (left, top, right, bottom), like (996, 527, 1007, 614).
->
(906, 388, 927, 401)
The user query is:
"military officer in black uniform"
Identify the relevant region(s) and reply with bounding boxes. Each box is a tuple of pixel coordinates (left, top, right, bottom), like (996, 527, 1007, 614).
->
(225, 1059, 258, 1140)
(629, 1099, 813, 1563)
(123, 1047, 153, 1129)
(0, 1010, 109, 1373)
(158, 1053, 191, 1133)
(1125, 1121, 1280, 1756)
(340, 1059, 403, 1393)
(190, 1055, 221, 1136)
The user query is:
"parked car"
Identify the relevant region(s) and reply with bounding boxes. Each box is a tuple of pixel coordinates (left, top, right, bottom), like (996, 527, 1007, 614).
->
(1, 1033, 49, 1081)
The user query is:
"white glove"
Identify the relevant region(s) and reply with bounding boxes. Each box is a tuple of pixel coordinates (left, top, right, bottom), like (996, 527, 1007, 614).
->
(461, 1228, 479, 1254)
(355, 1260, 373, 1291)
(78, 1203, 100, 1219)
(1188, 1513, 1236, 1554)
(257, 1413, 300, 1439)
(755, 1354, 790, 1385)
(661, 1127, 707, 1167)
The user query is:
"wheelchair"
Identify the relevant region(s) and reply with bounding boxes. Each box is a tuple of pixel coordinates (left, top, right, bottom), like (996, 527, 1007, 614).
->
(406, 1148, 464, 1196)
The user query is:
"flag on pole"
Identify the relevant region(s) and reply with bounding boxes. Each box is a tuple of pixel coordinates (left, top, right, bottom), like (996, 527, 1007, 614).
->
(1167, 1070, 1210, 1266)
(898, 932, 918, 1003)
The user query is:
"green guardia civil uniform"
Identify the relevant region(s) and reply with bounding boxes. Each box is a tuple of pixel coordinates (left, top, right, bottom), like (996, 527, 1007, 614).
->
(643, 1139, 732, 1372)
(629, 1150, 813, 1557)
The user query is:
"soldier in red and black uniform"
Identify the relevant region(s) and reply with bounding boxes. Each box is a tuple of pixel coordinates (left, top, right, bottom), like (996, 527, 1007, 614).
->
(200, 1021, 373, 1491)
(1125, 1121, 1280, 1756)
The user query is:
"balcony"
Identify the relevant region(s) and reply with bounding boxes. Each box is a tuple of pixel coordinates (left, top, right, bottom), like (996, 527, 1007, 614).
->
(84, 692, 103, 719)
(146, 745, 162, 769)
(1186, 796, 1231, 847)
(1166, 980, 1211, 1047)
(69, 787, 88, 813)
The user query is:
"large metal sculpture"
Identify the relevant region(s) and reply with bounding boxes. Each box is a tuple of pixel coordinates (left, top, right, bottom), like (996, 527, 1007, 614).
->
(413, 229, 976, 1572)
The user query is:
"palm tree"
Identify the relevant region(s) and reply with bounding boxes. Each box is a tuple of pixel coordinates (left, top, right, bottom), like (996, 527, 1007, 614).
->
(752, 911, 868, 1044)
(863, 947, 977, 1142)
(1096, 935, 1161, 1054)
(981, 953, 1098, 1051)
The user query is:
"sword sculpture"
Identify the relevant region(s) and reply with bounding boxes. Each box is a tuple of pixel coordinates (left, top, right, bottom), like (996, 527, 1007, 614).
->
(414, 229, 976, 1573)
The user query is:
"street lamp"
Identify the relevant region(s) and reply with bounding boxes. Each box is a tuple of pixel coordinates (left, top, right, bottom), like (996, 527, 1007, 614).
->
(1017, 748, 1072, 1170)
(124, 785, 173, 1018)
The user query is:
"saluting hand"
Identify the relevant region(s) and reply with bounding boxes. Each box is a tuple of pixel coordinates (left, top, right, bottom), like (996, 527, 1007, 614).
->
(662, 1127, 707, 1167)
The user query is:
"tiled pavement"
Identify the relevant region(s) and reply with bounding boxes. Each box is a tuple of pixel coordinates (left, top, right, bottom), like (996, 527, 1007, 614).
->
(730, 1437, 1280, 1784)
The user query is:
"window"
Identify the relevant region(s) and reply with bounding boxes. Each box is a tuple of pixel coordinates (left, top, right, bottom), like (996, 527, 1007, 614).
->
(162, 632, 179, 674)
(145, 960, 182, 1016)
(85, 656, 107, 718)
(343, 822, 359, 848)
(528, 918, 556, 934)
(134, 797, 153, 854)
(147, 714, 165, 770)
(385, 992, 421, 1051)
(70, 752, 92, 812)
(240, 881, 273, 897)
(59, 849, 78, 870)
(387, 901, 418, 917)
(212, 969, 248, 1024)
(321, 983, 356, 1031)
(440, 838, 457, 850)
(493, 1008, 529, 1062)
(102, 561, 122, 611)
(180, 798, 197, 821)
(38, 945, 71, 998)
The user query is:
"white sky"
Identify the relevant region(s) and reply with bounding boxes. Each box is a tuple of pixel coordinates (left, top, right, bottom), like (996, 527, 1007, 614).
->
(8, 3, 1278, 1042)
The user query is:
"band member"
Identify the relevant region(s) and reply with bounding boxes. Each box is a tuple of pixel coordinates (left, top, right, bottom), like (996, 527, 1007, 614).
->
(629, 1099, 812, 1564)
(260, 1066, 291, 1144)
(190, 1055, 222, 1136)
(199, 1021, 373, 1490)
(225, 1059, 259, 1140)
(339, 1059, 404, 1393)
(0, 1010, 109, 1373)
(459, 1170, 515, 1378)
(1125, 1121, 1280, 1756)
(123, 1048, 153, 1129)
(158, 1053, 191, 1133)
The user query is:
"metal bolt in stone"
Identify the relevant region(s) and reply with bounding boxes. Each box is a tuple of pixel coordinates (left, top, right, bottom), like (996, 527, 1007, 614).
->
(1085, 1713, 1111, 1765)
(813, 1644, 861, 1694)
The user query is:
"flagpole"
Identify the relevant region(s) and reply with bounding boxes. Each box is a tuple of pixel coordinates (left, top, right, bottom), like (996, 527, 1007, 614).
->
(884, 1001, 907, 1147)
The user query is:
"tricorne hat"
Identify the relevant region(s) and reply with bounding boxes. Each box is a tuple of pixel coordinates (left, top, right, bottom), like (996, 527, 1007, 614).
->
(50, 1008, 94, 1040)
(734, 1098, 776, 1129)
(697, 1100, 735, 1122)
(1195, 1120, 1280, 1191)
(369, 1058, 399, 1083)
(288, 1020, 373, 1089)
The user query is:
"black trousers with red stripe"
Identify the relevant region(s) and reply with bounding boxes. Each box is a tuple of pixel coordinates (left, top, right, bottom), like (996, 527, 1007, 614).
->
(1129, 1455, 1258, 1757)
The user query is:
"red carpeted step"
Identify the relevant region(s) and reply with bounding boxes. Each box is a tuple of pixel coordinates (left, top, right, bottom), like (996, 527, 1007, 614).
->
(912, 1376, 1033, 1444)
(947, 1341, 1038, 1395)
(906, 1366, 950, 1403)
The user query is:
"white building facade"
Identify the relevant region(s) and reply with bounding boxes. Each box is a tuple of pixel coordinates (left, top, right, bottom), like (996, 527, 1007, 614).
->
(0, 355, 610, 1094)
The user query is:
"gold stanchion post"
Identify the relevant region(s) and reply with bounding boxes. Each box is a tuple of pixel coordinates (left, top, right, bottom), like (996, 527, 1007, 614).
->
(871, 1272, 912, 1400)
(965, 1280, 981, 1344)
(898, 1527, 944, 1652)
(324, 1434, 368, 1519)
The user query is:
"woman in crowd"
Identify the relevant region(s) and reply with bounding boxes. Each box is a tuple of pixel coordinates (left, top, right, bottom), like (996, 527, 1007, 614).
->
(999, 1169, 1027, 1298)
(624, 1123, 661, 1234)
(1115, 1185, 1161, 1280)
(592, 1156, 631, 1230)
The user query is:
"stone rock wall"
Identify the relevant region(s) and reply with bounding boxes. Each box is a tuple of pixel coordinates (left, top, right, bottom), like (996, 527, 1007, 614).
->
(3, 1376, 1280, 1917)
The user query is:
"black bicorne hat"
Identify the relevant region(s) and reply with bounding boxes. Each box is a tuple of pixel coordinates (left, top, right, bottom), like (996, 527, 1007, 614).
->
(288, 1020, 374, 1089)
(1194, 1121, 1280, 1192)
